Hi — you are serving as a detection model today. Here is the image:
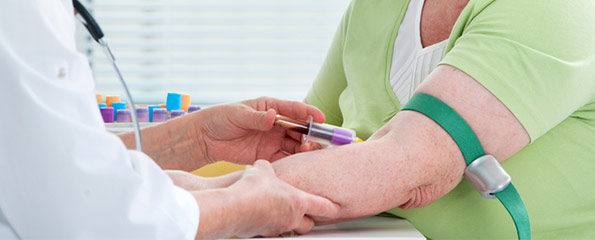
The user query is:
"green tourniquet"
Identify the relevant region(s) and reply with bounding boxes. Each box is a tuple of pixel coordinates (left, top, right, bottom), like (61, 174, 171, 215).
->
(306, 0, 595, 238)
(495, 185, 531, 240)
(402, 93, 484, 165)
(403, 93, 531, 240)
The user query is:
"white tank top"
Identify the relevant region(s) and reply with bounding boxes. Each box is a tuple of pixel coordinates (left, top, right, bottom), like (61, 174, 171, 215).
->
(389, 0, 448, 105)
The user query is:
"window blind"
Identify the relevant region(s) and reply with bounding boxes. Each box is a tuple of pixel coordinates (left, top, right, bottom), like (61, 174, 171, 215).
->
(77, 0, 348, 104)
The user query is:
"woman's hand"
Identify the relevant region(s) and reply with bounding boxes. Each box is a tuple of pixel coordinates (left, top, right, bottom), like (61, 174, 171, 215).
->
(194, 97, 325, 164)
(193, 160, 340, 239)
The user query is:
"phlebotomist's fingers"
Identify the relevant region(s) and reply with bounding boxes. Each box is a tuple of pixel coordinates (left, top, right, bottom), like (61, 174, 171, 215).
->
(281, 137, 301, 154)
(243, 97, 325, 124)
(233, 107, 277, 131)
(293, 216, 315, 235)
(300, 191, 340, 219)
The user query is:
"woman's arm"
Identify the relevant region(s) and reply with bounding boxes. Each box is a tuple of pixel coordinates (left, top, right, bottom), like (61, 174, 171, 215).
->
(273, 65, 530, 221)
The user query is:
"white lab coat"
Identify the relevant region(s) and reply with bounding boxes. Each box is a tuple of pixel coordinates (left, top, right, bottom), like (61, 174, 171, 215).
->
(0, 0, 199, 239)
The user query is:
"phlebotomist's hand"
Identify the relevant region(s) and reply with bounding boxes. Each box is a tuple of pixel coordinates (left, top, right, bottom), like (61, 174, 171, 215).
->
(194, 97, 325, 165)
(120, 97, 324, 171)
(191, 160, 340, 239)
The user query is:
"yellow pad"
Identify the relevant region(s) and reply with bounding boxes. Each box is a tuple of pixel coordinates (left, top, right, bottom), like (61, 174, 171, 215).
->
(191, 161, 246, 177)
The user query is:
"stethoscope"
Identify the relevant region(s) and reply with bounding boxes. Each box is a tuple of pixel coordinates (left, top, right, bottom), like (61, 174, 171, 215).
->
(73, 0, 143, 152)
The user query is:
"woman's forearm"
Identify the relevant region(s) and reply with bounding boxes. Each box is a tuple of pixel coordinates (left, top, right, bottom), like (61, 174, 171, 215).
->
(120, 112, 210, 171)
(273, 111, 466, 221)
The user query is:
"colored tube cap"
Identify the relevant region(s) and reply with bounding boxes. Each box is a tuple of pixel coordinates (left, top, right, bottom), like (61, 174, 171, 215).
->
(331, 128, 355, 145)
(135, 107, 149, 122)
(152, 108, 169, 122)
(98, 103, 107, 109)
(170, 110, 186, 118)
(112, 102, 127, 119)
(100, 107, 115, 123)
(105, 95, 121, 107)
(96, 94, 103, 104)
(181, 94, 191, 112)
(148, 105, 159, 122)
(166, 92, 182, 111)
(188, 105, 201, 113)
(116, 109, 132, 122)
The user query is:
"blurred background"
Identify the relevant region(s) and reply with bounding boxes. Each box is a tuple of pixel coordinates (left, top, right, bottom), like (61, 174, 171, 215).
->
(76, 0, 349, 105)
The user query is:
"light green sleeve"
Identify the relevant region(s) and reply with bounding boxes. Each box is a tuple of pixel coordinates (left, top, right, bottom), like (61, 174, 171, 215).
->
(305, 3, 353, 126)
(441, 0, 595, 141)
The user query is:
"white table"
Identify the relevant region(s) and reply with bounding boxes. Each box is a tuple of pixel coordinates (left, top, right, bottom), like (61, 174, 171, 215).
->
(276, 216, 425, 239)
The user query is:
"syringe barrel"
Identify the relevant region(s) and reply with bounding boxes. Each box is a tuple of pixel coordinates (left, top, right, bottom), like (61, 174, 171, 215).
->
(307, 123, 356, 146)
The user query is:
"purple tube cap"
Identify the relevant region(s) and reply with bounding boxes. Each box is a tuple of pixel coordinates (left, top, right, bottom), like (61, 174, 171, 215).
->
(135, 108, 149, 122)
(116, 109, 132, 122)
(331, 128, 355, 145)
(100, 107, 115, 123)
(152, 108, 169, 122)
(188, 105, 201, 113)
(170, 110, 186, 118)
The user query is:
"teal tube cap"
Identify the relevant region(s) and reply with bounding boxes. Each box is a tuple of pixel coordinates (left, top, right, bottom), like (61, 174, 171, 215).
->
(166, 92, 182, 111)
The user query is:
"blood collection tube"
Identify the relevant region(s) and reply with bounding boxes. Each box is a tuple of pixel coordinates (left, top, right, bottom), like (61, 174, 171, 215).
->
(274, 115, 309, 134)
(135, 107, 149, 122)
(112, 102, 126, 120)
(100, 107, 114, 123)
(274, 115, 358, 146)
(116, 109, 131, 122)
(170, 110, 186, 118)
(181, 94, 191, 112)
(148, 105, 160, 122)
(152, 108, 168, 122)
(188, 105, 201, 113)
(96, 94, 103, 104)
(166, 92, 182, 111)
(105, 95, 120, 107)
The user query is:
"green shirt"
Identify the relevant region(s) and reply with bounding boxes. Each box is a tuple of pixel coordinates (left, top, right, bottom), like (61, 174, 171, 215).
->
(306, 0, 595, 238)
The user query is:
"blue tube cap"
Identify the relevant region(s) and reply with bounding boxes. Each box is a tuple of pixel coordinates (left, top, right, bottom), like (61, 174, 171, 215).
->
(166, 92, 182, 111)
(148, 105, 160, 122)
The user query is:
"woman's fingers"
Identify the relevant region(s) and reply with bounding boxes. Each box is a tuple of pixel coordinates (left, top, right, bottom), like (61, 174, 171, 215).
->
(294, 217, 315, 235)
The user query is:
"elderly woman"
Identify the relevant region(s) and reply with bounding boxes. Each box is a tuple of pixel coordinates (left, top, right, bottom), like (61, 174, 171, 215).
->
(267, 0, 595, 238)
(262, 0, 595, 239)
(135, 0, 594, 238)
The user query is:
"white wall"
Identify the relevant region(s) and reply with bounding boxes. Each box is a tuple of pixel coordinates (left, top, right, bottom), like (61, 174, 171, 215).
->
(77, 0, 349, 104)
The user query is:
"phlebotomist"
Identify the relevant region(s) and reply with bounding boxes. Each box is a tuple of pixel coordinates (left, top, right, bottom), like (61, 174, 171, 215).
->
(0, 1, 339, 239)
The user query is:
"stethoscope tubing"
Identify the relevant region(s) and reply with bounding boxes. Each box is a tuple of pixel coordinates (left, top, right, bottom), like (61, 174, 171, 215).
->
(73, 0, 143, 152)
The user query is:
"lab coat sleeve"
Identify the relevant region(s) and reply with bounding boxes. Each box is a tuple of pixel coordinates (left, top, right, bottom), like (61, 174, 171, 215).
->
(0, 0, 199, 239)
